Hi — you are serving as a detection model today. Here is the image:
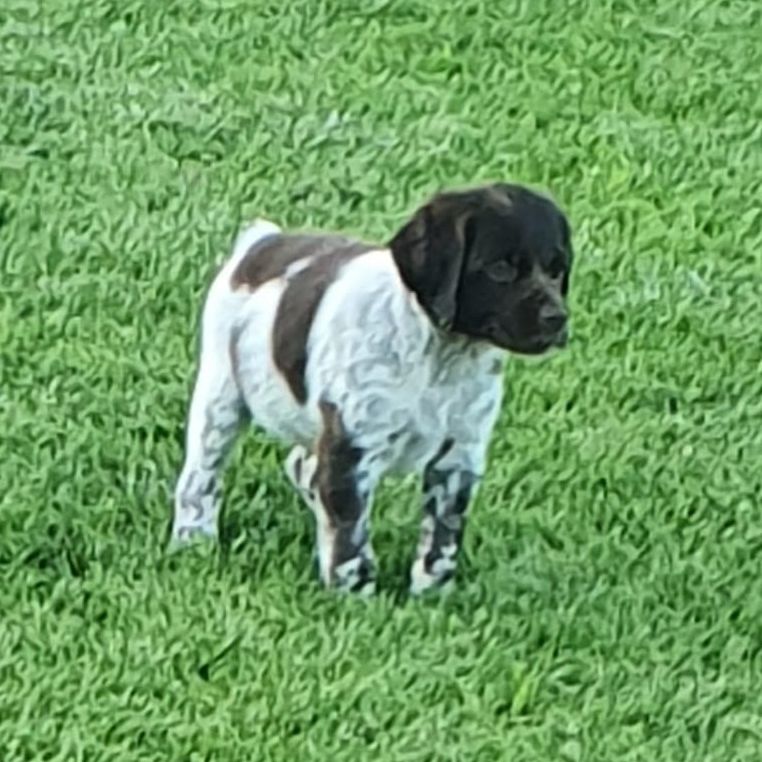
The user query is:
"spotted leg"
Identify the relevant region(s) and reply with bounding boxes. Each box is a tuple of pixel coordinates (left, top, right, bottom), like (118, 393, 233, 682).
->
(284, 445, 318, 507)
(284, 404, 377, 594)
(410, 442, 483, 594)
(170, 336, 245, 546)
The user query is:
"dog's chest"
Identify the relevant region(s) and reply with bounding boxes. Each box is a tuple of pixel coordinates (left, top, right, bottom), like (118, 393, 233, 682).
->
(360, 350, 504, 474)
(381, 387, 469, 472)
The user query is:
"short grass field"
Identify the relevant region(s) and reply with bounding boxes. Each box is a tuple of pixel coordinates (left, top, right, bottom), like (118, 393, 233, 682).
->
(2, 0, 761, 759)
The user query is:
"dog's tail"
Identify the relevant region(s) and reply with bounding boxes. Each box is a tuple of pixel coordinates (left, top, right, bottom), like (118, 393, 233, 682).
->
(227, 218, 282, 271)
(202, 218, 282, 328)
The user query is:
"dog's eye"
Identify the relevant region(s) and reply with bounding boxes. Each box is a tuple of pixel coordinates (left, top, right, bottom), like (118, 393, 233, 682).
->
(548, 254, 566, 280)
(485, 260, 518, 283)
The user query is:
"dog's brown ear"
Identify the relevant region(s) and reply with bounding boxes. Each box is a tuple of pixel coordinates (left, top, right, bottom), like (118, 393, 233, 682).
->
(388, 194, 474, 329)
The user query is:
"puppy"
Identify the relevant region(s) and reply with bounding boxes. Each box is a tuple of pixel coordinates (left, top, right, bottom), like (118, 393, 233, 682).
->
(171, 183, 574, 594)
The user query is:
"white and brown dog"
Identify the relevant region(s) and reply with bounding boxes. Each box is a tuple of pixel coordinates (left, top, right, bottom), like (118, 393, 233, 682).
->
(171, 183, 574, 595)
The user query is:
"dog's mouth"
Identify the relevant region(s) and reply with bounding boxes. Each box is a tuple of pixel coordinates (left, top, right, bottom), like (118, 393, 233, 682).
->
(488, 325, 568, 355)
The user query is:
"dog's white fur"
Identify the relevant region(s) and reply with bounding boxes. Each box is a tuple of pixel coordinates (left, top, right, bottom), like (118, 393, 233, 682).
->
(171, 220, 504, 593)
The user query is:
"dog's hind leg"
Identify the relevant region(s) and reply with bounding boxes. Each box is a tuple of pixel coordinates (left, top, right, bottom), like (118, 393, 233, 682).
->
(284, 446, 318, 506)
(170, 288, 255, 546)
(171, 220, 283, 546)
(170, 337, 246, 545)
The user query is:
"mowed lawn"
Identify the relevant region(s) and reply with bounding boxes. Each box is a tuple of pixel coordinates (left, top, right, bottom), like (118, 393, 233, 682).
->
(2, 0, 761, 759)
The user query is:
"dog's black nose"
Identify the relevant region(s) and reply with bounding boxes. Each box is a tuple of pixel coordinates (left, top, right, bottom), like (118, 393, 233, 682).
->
(539, 307, 567, 334)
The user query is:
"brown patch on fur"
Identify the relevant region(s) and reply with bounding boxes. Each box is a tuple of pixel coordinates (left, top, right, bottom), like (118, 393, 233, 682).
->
(271, 237, 376, 403)
(316, 400, 364, 527)
(231, 233, 365, 291)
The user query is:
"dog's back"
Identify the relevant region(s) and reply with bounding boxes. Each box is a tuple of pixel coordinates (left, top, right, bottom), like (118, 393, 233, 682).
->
(212, 221, 422, 448)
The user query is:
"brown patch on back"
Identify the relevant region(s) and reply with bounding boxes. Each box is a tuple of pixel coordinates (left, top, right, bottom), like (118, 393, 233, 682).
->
(231, 233, 360, 291)
(270, 236, 377, 404)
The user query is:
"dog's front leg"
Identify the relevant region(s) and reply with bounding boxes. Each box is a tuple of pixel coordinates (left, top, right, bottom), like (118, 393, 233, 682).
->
(284, 402, 378, 595)
(410, 443, 484, 595)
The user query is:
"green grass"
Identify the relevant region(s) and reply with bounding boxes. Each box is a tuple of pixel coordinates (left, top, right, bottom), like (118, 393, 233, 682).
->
(2, 0, 761, 759)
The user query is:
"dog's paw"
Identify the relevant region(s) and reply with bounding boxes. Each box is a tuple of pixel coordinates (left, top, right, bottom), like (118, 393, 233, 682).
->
(332, 555, 377, 597)
(167, 523, 218, 554)
(409, 556, 456, 596)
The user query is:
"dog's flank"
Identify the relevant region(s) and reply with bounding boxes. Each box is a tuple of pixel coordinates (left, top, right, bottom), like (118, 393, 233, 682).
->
(271, 241, 376, 404)
(230, 233, 377, 404)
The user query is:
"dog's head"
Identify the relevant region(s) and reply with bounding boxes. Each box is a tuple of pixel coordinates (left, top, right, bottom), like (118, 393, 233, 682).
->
(389, 183, 574, 355)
